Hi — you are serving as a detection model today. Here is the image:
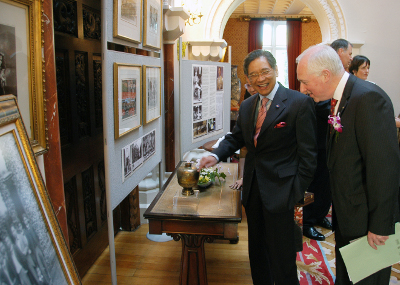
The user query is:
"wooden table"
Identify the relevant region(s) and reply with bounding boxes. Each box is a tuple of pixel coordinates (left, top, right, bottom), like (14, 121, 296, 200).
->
(144, 162, 241, 285)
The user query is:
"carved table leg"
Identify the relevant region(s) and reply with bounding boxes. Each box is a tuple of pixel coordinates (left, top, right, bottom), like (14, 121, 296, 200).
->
(170, 233, 214, 285)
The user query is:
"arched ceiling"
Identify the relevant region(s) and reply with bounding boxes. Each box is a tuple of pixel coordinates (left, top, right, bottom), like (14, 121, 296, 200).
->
(229, 0, 314, 18)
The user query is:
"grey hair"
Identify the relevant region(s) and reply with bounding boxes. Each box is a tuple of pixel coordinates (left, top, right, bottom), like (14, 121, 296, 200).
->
(296, 44, 344, 76)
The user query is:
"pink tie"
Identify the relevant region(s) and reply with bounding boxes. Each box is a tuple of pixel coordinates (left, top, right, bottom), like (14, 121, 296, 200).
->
(254, 97, 269, 147)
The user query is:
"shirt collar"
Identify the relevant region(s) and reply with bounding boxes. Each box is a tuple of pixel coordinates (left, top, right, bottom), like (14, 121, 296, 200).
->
(258, 82, 279, 101)
(333, 72, 349, 114)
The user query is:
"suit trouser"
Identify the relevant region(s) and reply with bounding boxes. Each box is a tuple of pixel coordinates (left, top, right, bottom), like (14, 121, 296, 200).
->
(303, 149, 331, 226)
(334, 211, 391, 285)
(245, 175, 299, 285)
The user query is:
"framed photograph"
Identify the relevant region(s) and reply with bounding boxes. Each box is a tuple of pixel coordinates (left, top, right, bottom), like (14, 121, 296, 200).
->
(0, 95, 80, 284)
(143, 0, 162, 49)
(113, 0, 142, 43)
(143, 65, 161, 124)
(114, 63, 142, 139)
(0, 0, 47, 155)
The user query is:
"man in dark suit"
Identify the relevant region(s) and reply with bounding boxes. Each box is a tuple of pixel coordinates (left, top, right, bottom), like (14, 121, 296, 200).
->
(297, 44, 400, 284)
(199, 49, 317, 285)
(302, 99, 332, 241)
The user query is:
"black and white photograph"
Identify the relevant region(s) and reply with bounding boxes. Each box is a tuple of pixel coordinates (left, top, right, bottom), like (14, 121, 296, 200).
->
(123, 145, 132, 178)
(147, 76, 157, 110)
(193, 120, 207, 139)
(143, 129, 156, 161)
(207, 118, 216, 132)
(0, 23, 17, 96)
(193, 104, 202, 121)
(143, 0, 161, 49)
(0, 133, 68, 285)
(193, 66, 202, 103)
(130, 138, 143, 172)
(143, 65, 161, 124)
(216, 66, 223, 91)
(149, 5, 158, 34)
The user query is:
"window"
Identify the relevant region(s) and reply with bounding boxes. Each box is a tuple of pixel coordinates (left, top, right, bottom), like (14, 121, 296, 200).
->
(262, 21, 288, 88)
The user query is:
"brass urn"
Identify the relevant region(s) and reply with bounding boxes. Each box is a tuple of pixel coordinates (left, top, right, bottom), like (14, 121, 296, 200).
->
(177, 162, 199, 196)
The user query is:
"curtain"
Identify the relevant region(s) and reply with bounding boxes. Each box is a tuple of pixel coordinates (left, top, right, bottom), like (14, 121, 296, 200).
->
(287, 19, 302, 91)
(248, 19, 264, 53)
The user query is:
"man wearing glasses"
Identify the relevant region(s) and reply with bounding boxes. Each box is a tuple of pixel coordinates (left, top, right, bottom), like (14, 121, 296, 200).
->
(199, 49, 317, 285)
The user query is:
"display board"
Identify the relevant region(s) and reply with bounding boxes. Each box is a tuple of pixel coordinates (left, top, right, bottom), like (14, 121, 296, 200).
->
(180, 60, 231, 157)
(104, 51, 162, 210)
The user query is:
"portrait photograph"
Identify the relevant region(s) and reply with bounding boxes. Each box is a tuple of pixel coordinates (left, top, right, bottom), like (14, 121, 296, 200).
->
(143, 129, 155, 161)
(143, 65, 161, 124)
(216, 66, 223, 91)
(143, 0, 161, 49)
(122, 145, 132, 179)
(113, 0, 142, 43)
(0, 0, 46, 154)
(208, 118, 216, 132)
(114, 63, 142, 139)
(193, 66, 202, 103)
(0, 96, 80, 285)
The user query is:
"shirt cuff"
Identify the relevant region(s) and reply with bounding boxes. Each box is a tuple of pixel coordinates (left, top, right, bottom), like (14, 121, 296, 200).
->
(209, 153, 219, 162)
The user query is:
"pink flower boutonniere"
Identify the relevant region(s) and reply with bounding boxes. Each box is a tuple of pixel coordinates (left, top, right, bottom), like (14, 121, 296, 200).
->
(328, 113, 343, 141)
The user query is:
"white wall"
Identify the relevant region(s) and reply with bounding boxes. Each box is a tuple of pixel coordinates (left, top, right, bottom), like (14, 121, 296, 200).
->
(339, 0, 400, 115)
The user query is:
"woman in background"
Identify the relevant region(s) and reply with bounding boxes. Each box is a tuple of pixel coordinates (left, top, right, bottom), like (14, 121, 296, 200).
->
(349, 55, 370, 80)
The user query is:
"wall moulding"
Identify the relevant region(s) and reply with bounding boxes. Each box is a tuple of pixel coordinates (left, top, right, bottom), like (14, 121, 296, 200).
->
(188, 39, 227, 62)
(163, 6, 190, 44)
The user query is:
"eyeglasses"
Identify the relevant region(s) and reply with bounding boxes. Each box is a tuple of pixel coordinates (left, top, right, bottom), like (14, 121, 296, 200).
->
(248, 68, 274, 81)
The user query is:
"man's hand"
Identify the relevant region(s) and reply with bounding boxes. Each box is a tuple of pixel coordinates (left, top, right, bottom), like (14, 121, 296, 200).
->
(367, 231, 389, 250)
(198, 156, 217, 171)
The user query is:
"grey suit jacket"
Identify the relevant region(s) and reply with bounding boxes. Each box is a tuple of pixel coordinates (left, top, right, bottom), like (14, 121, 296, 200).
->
(213, 83, 318, 213)
(327, 74, 400, 237)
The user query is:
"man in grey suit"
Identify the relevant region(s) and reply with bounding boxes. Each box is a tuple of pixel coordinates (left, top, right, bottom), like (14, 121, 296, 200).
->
(297, 44, 400, 284)
(199, 49, 317, 285)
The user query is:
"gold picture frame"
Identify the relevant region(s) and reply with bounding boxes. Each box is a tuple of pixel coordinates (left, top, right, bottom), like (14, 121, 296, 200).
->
(114, 63, 142, 139)
(143, 65, 161, 124)
(113, 0, 142, 43)
(0, 95, 81, 284)
(143, 0, 162, 49)
(0, 0, 46, 155)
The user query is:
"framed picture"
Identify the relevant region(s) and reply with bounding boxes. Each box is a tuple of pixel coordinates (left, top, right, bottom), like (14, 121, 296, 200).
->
(0, 0, 46, 155)
(113, 0, 142, 43)
(114, 63, 142, 139)
(0, 95, 80, 284)
(143, 0, 162, 49)
(143, 65, 161, 124)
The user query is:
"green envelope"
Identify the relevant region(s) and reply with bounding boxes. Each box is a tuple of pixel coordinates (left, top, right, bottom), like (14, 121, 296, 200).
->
(339, 223, 400, 283)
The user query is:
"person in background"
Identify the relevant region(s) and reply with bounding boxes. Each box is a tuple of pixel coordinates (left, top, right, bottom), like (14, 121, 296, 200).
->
(297, 44, 400, 285)
(243, 83, 258, 100)
(330, 39, 353, 72)
(349, 55, 370, 80)
(302, 97, 332, 240)
(199, 49, 317, 284)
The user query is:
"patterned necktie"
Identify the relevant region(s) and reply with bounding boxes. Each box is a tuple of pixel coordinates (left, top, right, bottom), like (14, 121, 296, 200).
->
(254, 97, 269, 147)
(330, 99, 338, 116)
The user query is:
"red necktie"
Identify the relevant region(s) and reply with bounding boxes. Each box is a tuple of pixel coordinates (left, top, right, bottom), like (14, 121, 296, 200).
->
(330, 99, 338, 116)
(254, 97, 269, 147)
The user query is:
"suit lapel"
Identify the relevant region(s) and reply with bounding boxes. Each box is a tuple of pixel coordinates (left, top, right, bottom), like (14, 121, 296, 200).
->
(327, 74, 357, 164)
(248, 94, 259, 142)
(258, 84, 286, 137)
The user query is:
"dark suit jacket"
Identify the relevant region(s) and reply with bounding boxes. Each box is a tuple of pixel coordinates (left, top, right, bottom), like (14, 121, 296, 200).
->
(327, 74, 400, 237)
(213, 83, 318, 213)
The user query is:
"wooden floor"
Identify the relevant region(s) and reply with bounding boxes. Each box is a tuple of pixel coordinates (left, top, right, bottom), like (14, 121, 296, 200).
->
(82, 208, 252, 285)
(82, 208, 400, 285)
